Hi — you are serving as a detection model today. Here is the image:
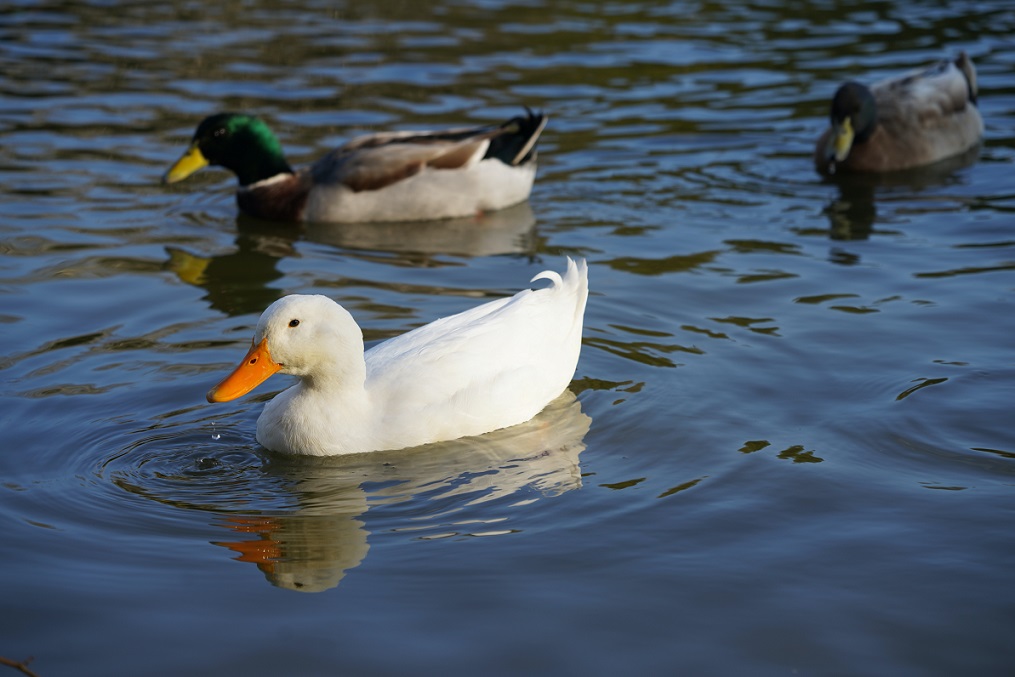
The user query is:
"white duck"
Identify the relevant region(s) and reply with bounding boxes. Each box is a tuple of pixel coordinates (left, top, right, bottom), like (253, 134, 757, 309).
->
(207, 258, 589, 456)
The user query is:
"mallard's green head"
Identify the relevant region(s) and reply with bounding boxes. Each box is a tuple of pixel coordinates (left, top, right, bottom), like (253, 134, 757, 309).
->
(824, 82, 878, 167)
(163, 113, 293, 187)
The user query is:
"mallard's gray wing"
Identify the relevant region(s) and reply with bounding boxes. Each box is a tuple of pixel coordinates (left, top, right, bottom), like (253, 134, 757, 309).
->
(309, 111, 547, 193)
(873, 53, 977, 127)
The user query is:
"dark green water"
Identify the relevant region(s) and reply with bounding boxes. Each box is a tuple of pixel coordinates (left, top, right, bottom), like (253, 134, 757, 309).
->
(1, 1, 1013, 675)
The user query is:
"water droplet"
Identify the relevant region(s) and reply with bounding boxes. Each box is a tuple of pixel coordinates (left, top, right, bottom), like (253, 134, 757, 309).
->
(211, 433, 221, 440)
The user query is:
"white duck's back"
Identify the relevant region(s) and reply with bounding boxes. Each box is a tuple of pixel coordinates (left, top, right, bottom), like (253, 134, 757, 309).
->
(363, 258, 588, 449)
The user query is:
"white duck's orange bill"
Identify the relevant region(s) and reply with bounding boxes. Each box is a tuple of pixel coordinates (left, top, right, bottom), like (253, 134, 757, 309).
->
(207, 338, 281, 403)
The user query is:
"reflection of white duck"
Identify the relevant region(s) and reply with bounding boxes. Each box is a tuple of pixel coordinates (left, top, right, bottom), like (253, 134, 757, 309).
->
(213, 390, 590, 593)
(215, 510, 370, 593)
(208, 258, 589, 456)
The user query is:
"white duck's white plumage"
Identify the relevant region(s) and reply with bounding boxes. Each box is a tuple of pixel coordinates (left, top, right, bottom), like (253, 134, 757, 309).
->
(208, 258, 589, 456)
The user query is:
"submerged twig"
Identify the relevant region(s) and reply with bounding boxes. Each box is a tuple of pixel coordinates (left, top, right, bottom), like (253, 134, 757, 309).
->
(0, 656, 40, 677)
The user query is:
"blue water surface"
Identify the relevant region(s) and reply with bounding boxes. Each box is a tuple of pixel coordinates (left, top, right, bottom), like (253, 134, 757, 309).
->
(1, 1, 1013, 675)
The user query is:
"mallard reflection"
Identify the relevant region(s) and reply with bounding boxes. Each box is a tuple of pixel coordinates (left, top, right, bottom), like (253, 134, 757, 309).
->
(163, 202, 538, 316)
(164, 221, 294, 316)
(304, 200, 538, 258)
(821, 145, 980, 242)
(824, 178, 877, 241)
(211, 391, 590, 593)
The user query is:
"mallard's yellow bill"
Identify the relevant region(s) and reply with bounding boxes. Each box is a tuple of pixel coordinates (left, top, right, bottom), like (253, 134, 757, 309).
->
(833, 117, 855, 162)
(207, 338, 281, 403)
(163, 144, 209, 184)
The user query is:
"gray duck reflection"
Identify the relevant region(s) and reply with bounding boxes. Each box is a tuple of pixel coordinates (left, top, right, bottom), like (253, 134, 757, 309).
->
(304, 200, 537, 257)
(821, 145, 980, 242)
(164, 202, 538, 316)
(212, 391, 590, 593)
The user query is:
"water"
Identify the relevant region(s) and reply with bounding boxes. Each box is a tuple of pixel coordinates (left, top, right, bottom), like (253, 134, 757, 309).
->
(2, 1, 1014, 675)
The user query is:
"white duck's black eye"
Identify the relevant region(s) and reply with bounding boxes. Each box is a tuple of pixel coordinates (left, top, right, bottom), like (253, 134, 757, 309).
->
(288, 319, 300, 328)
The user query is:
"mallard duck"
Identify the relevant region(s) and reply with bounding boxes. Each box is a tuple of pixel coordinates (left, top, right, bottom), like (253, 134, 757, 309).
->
(164, 110, 547, 223)
(207, 258, 589, 456)
(815, 52, 983, 175)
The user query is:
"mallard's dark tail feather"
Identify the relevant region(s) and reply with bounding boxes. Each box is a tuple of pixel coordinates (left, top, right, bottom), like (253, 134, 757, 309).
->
(486, 108, 548, 166)
(955, 51, 977, 104)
